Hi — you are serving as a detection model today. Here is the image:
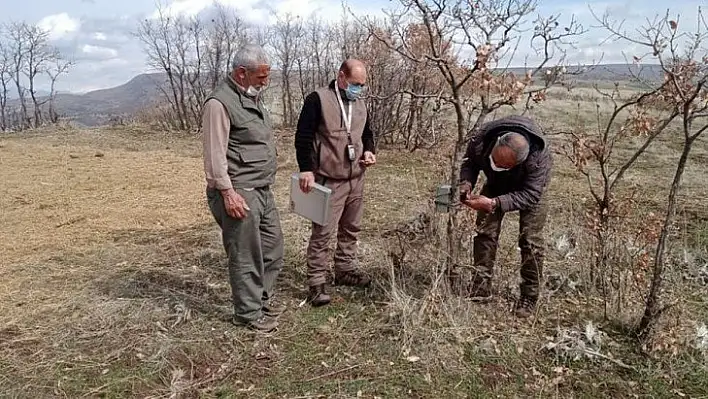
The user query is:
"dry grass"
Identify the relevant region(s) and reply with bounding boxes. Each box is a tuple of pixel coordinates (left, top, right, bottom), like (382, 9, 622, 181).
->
(1, 100, 707, 397)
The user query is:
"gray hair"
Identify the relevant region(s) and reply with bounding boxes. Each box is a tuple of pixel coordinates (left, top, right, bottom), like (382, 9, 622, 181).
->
(496, 132, 529, 163)
(231, 44, 270, 70)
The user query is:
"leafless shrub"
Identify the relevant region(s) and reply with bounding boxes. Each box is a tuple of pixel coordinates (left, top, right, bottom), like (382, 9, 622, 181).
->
(561, 6, 708, 339)
(359, 0, 587, 288)
(0, 21, 73, 131)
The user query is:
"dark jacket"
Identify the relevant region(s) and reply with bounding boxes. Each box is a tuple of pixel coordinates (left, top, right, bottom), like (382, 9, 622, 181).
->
(459, 115, 552, 212)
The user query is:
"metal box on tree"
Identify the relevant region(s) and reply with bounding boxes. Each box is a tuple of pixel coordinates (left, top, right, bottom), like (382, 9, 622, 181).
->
(434, 184, 453, 213)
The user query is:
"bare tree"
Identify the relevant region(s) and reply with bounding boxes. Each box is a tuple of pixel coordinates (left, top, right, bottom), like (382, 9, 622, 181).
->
(46, 58, 73, 124)
(562, 82, 679, 317)
(0, 21, 71, 130)
(22, 23, 58, 127)
(360, 0, 586, 271)
(135, 5, 189, 130)
(592, 7, 708, 337)
(204, 4, 248, 90)
(0, 40, 10, 131)
(6, 22, 29, 128)
(268, 12, 305, 127)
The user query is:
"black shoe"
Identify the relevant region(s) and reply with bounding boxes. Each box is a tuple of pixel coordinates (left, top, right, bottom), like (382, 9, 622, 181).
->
(308, 284, 331, 307)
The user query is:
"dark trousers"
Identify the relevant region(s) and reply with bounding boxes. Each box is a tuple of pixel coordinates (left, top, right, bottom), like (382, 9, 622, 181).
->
(207, 186, 284, 322)
(472, 186, 548, 299)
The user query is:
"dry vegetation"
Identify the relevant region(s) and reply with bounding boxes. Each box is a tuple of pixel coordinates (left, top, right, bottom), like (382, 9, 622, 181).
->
(3, 0, 708, 397)
(1, 83, 708, 397)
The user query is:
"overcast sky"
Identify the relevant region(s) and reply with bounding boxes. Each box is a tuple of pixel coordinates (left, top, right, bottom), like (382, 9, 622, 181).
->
(1, 0, 703, 93)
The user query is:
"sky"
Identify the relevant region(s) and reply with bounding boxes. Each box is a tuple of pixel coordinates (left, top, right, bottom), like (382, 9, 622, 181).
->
(0, 0, 704, 93)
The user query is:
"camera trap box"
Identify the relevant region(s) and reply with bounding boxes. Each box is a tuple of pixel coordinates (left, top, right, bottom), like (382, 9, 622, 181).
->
(434, 184, 453, 213)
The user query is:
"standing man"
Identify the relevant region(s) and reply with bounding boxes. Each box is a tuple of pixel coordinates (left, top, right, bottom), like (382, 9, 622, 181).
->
(202, 44, 285, 333)
(456, 115, 552, 318)
(294, 59, 377, 306)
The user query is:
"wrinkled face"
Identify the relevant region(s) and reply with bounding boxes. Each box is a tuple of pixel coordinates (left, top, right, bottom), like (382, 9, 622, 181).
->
(233, 64, 270, 89)
(490, 144, 518, 170)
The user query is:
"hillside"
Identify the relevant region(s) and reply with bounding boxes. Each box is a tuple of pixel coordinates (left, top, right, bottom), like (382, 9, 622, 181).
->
(3, 63, 663, 127)
(53, 73, 165, 126)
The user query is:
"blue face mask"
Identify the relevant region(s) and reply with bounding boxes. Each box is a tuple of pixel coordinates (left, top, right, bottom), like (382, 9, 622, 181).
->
(345, 83, 363, 100)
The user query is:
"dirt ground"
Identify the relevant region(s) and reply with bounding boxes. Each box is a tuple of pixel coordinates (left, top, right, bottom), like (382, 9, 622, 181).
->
(1, 124, 707, 398)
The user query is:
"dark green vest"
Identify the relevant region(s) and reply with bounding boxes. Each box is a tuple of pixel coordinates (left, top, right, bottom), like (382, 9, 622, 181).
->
(206, 76, 276, 189)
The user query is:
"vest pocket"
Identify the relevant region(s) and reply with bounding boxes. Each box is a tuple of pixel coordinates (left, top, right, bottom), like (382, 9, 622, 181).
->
(238, 147, 271, 163)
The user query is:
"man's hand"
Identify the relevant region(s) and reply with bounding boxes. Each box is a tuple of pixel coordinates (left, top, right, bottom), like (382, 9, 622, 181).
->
(221, 188, 250, 219)
(359, 151, 376, 167)
(299, 171, 315, 193)
(458, 180, 472, 202)
(463, 195, 497, 213)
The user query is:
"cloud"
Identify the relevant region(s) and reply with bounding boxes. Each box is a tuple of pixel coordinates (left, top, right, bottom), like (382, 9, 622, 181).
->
(81, 44, 119, 59)
(37, 13, 81, 40)
(34, 0, 703, 95)
(147, 0, 362, 25)
(150, 0, 213, 19)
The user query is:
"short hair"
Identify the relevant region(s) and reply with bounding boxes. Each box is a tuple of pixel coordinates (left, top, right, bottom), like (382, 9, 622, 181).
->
(496, 132, 529, 163)
(232, 44, 270, 71)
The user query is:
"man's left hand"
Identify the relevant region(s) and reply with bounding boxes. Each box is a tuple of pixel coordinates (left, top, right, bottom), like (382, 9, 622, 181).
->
(463, 195, 496, 213)
(360, 151, 376, 167)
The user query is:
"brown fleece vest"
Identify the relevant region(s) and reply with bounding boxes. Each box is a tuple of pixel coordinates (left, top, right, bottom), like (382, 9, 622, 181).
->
(311, 85, 367, 180)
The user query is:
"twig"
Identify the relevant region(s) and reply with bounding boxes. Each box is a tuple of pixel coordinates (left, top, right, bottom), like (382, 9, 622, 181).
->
(55, 216, 88, 228)
(583, 349, 637, 371)
(305, 364, 361, 382)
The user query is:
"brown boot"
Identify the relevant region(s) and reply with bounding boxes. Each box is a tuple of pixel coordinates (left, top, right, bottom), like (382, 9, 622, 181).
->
(232, 315, 278, 333)
(262, 299, 287, 318)
(514, 295, 537, 318)
(334, 269, 371, 287)
(308, 284, 331, 307)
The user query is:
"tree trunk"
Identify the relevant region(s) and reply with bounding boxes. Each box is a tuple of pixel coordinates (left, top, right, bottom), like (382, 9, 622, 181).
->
(638, 136, 696, 336)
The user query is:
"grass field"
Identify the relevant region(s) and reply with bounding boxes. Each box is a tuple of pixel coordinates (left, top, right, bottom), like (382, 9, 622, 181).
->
(1, 99, 708, 398)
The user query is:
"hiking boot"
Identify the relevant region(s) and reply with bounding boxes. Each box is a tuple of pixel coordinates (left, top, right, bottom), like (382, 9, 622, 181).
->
(232, 315, 278, 333)
(515, 296, 537, 318)
(334, 269, 371, 287)
(262, 299, 287, 317)
(468, 278, 493, 302)
(308, 284, 331, 307)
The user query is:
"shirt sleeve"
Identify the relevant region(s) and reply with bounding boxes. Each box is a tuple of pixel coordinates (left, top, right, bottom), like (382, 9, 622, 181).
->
(459, 137, 481, 188)
(202, 98, 233, 190)
(294, 92, 321, 172)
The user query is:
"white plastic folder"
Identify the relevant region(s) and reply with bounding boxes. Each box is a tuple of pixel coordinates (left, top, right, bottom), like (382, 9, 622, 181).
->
(289, 172, 332, 226)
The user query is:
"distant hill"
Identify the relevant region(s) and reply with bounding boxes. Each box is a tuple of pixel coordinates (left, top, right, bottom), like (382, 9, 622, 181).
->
(52, 73, 166, 126)
(2, 63, 665, 128)
(504, 63, 663, 88)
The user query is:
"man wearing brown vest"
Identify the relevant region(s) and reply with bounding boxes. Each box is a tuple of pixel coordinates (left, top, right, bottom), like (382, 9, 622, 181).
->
(201, 44, 285, 333)
(294, 59, 377, 306)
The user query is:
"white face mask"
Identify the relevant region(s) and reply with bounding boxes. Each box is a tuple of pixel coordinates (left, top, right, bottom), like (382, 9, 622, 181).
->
(489, 154, 510, 172)
(246, 85, 263, 97)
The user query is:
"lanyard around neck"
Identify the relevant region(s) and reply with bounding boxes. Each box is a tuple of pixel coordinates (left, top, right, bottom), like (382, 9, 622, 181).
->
(334, 85, 352, 136)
